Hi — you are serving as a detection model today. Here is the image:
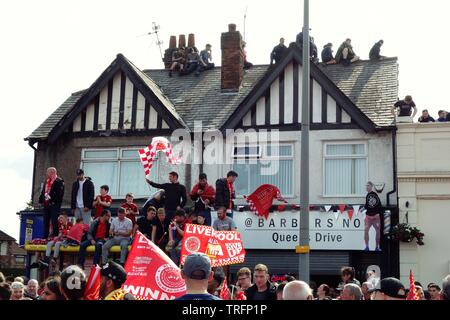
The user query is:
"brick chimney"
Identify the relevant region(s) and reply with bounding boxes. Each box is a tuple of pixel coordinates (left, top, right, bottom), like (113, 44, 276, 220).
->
(221, 24, 244, 92)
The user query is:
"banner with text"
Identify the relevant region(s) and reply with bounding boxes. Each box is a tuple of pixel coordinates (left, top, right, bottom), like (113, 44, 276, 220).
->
(224, 210, 377, 251)
(181, 224, 246, 267)
(123, 231, 186, 300)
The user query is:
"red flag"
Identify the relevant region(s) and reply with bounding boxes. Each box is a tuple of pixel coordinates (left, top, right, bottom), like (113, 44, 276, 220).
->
(220, 277, 230, 300)
(181, 224, 246, 267)
(406, 270, 420, 300)
(123, 231, 186, 300)
(338, 204, 346, 214)
(347, 208, 354, 220)
(84, 265, 101, 300)
(277, 205, 286, 212)
(244, 184, 287, 220)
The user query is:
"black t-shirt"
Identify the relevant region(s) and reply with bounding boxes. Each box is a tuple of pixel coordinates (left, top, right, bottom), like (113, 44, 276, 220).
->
(418, 116, 435, 123)
(136, 216, 155, 239)
(154, 218, 170, 244)
(365, 191, 382, 216)
(394, 100, 416, 116)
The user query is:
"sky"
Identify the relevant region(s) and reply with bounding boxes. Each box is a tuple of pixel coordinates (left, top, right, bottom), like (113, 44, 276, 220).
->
(1, 0, 449, 240)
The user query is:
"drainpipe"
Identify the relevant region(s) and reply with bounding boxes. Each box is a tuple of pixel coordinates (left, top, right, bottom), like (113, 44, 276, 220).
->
(28, 141, 38, 206)
(386, 128, 397, 206)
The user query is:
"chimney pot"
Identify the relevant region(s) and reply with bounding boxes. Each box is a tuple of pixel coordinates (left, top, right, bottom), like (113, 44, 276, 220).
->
(178, 34, 186, 48)
(169, 36, 177, 49)
(188, 33, 195, 47)
(228, 24, 237, 32)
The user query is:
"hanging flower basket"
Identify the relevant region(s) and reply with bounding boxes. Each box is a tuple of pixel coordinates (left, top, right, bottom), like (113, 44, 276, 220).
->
(389, 223, 425, 245)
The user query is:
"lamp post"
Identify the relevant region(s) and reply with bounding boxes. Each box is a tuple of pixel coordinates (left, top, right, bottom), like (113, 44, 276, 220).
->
(298, 0, 310, 283)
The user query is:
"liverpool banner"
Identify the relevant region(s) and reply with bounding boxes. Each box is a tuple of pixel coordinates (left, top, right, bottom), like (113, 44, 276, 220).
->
(244, 184, 287, 220)
(123, 231, 186, 300)
(180, 224, 246, 267)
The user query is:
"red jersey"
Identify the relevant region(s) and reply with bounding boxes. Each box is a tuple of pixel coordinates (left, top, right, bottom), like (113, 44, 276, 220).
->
(95, 221, 107, 239)
(94, 195, 112, 218)
(67, 223, 89, 244)
(121, 202, 138, 225)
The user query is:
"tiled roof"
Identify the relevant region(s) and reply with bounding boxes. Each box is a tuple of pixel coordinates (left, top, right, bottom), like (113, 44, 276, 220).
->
(145, 66, 269, 130)
(0, 230, 16, 241)
(26, 55, 398, 141)
(26, 90, 86, 141)
(318, 58, 398, 127)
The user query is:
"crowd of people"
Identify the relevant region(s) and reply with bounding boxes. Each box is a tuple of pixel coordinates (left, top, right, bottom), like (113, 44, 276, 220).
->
(3, 256, 449, 301)
(390, 95, 450, 124)
(270, 33, 386, 67)
(33, 167, 240, 272)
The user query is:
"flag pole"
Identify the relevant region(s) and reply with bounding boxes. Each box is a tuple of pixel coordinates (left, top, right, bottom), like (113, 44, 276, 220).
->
(298, 0, 310, 283)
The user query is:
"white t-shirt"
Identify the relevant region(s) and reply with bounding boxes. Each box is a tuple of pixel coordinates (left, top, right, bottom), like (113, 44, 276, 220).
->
(111, 217, 133, 239)
(76, 179, 85, 208)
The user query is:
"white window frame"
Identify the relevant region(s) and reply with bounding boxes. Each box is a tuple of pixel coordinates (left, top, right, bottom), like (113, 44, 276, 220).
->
(322, 141, 368, 198)
(233, 143, 295, 198)
(81, 147, 158, 199)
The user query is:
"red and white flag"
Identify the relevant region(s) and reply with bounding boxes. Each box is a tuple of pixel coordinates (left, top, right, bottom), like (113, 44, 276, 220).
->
(220, 277, 230, 300)
(84, 265, 101, 300)
(123, 231, 186, 300)
(244, 184, 287, 220)
(138, 137, 181, 177)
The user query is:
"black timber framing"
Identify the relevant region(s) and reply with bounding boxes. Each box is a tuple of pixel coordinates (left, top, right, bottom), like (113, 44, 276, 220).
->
(321, 87, 327, 124)
(93, 95, 100, 131)
(220, 44, 377, 133)
(131, 85, 138, 129)
(47, 54, 185, 144)
(118, 71, 126, 129)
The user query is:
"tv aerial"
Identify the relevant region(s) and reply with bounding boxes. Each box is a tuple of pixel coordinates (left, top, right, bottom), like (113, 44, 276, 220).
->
(147, 22, 164, 61)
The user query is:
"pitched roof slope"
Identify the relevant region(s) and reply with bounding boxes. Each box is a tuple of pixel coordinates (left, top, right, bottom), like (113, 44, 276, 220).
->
(26, 90, 86, 141)
(319, 57, 398, 127)
(145, 66, 269, 130)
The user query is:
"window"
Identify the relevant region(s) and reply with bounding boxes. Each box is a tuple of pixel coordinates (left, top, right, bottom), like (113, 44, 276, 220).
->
(233, 144, 294, 197)
(81, 148, 159, 198)
(15, 256, 25, 265)
(0, 242, 7, 256)
(324, 143, 368, 196)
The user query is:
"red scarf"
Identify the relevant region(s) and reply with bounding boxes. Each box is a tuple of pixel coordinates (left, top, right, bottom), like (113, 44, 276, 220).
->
(44, 175, 57, 206)
(227, 180, 234, 210)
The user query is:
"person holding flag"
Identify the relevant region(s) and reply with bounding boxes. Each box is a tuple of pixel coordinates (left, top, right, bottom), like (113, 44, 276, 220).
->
(406, 270, 421, 300)
(176, 253, 221, 300)
(99, 261, 135, 300)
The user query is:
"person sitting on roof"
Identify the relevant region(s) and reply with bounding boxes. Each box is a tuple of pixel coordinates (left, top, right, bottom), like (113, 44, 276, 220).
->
(418, 109, 435, 123)
(437, 110, 448, 122)
(195, 44, 214, 76)
(296, 32, 319, 64)
(335, 39, 360, 66)
(369, 40, 384, 61)
(270, 38, 288, 65)
(321, 43, 336, 65)
(242, 41, 253, 70)
(180, 47, 200, 76)
(169, 47, 186, 77)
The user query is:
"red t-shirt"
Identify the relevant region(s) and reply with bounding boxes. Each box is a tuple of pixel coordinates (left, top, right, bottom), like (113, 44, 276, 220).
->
(95, 221, 107, 240)
(94, 195, 112, 218)
(121, 202, 138, 225)
(67, 223, 89, 244)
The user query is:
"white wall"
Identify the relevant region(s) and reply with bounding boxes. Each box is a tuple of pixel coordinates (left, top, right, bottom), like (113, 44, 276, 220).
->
(397, 122, 450, 285)
(203, 129, 394, 206)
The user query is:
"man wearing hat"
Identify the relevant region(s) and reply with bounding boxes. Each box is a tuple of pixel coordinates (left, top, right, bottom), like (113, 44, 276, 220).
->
(176, 253, 221, 300)
(321, 43, 336, 65)
(100, 261, 135, 300)
(71, 169, 95, 225)
(369, 277, 407, 300)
